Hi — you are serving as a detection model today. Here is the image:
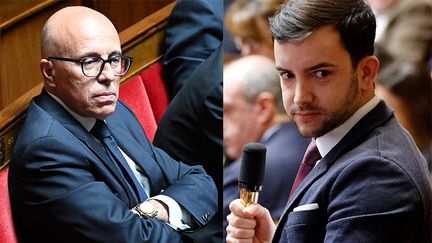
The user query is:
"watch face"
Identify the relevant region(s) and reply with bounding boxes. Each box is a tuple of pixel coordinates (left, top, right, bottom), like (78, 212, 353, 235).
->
(140, 201, 155, 214)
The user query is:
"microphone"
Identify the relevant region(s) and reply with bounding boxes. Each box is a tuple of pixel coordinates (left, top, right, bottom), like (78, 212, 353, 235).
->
(238, 142, 266, 206)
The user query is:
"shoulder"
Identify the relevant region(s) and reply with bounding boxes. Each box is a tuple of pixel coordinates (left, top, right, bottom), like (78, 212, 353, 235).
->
(15, 100, 70, 149)
(109, 100, 141, 127)
(265, 122, 309, 154)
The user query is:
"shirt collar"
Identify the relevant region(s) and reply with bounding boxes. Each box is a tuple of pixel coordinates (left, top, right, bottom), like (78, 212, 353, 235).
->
(260, 123, 283, 143)
(47, 91, 96, 132)
(315, 96, 380, 158)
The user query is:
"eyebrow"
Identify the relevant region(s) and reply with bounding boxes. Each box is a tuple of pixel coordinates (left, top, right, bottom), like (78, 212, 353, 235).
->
(275, 62, 336, 73)
(304, 62, 336, 72)
(77, 50, 122, 59)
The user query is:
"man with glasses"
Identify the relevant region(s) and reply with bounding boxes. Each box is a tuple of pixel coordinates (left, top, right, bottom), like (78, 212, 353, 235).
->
(8, 6, 217, 243)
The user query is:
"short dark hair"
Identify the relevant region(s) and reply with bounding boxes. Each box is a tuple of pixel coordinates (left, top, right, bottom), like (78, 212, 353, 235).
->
(270, 0, 376, 67)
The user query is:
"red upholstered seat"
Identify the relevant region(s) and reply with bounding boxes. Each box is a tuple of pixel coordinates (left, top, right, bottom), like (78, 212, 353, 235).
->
(139, 63, 169, 124)
(119, 75, 158, 141)
(0, 167, 18, 243)
(119, 62, 169, 142)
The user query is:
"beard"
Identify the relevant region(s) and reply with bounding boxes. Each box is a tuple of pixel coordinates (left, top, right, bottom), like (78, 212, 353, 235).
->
(290, 73, 361, 138)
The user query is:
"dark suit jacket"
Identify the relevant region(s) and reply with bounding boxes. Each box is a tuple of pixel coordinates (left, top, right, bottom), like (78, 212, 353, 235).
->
(154, 45, 223, 243)
(223, 122, 309, 240)
(163, 0, 223, 98)
(274, 101, 432, 242)
(8, 90, 217, 243)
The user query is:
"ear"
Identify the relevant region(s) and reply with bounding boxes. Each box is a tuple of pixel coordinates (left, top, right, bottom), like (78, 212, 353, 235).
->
(357, 55, 380, 90)
(254, 92, 276, 125)
(40, 58, 56, 88)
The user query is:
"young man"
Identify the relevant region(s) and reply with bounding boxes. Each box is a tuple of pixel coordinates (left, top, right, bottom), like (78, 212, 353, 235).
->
(226, 0, 432, 242)
(8, 6, 217, 242)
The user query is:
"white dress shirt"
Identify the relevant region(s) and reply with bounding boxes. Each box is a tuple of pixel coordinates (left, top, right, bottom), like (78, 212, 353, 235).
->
(315, 96, 380, 160)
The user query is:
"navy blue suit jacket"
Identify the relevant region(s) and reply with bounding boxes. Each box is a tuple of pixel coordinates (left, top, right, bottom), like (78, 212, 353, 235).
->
(163, 0, 223, 98)
(154, 45, 223, 243)
(274, 101, 432, 242)
(223, 122, 310, 240)
(8, 90, 217, 243)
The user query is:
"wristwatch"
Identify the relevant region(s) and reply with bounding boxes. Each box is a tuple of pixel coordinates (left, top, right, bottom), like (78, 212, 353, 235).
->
(134, 200, 158, 218)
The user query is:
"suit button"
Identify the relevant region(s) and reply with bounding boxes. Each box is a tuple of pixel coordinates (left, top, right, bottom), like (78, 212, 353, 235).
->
(202, 213, 210, 222)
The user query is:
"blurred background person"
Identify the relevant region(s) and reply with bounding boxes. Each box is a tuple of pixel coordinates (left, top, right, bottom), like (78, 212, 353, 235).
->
(162, 0, 222, 99)
(223, 0, 241, 60)
(224, 0, 285, 60)
(375, 58, 432, 174)
(223, 55, 309, 241)
(369, 0, 432, 65)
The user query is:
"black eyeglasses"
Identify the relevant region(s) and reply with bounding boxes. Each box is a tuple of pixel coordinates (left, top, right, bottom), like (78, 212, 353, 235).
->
(47, 55, 133, 77)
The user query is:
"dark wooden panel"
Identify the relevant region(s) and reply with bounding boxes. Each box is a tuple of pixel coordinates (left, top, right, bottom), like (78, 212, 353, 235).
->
(83, 0, 175, 32)
(0, 0, 56, 29)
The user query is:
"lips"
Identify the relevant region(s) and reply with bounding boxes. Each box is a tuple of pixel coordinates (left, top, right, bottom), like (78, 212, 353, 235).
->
(293, 111, 321, 122)
(92, 91, 117, 103)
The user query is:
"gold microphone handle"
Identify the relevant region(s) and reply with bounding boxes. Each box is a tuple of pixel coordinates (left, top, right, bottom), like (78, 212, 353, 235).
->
(240, 188, 259, 206)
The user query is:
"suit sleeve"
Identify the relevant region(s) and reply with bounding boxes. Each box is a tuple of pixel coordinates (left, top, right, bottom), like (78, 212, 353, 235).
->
(145, 143, 218, 228)
(324, 156, 425, 242)
(12, 136, 182, 242)
(115, 101, 219, 229)
(162, 0, 223, 97)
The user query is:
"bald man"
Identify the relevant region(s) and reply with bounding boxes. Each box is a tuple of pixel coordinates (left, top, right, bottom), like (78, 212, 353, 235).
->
(8, 6, 217, 243)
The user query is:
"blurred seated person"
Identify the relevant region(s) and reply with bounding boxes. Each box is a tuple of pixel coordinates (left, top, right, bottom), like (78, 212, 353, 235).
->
(163, 0, 222, 98)
(369, 0, 432, 64)
(154, 45, 223, 243)
(223, 55, 309, 240)
(8, 6, 217, 243)
(224, 0, 285, 59)
(158, 2, 223, 240)
(376, 59, 432, 174)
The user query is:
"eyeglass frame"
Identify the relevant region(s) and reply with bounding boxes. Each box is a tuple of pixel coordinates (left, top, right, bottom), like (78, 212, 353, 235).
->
(47, 55, 134, 77)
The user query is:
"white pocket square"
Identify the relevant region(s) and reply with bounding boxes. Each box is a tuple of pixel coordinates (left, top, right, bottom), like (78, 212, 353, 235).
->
(293, 203, 319, 212)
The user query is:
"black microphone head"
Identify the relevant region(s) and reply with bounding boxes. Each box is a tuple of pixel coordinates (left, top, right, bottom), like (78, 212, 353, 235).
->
(238, 142, 266, 191)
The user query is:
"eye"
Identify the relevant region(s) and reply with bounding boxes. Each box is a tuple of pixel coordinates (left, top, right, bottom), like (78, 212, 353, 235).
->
(315, 70, 330, 78)
(81, 57, 99, 67)
(279, 71, 295, 81)
(109, 56, 121, 65)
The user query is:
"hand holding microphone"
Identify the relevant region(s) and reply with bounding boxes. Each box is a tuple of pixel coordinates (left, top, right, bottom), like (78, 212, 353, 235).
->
(227, 142, 274, 243)
(238, 142, 266, 206)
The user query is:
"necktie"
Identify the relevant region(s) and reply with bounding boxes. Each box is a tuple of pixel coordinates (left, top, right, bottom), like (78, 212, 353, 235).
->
(91, 120, 148, 202)
(288, 140, 321, 199)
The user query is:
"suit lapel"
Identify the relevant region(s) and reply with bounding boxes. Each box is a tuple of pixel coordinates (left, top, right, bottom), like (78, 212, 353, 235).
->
(108, 125, 164, 194)
(275, 101, 394, 240)
(36, 90, 138, 205)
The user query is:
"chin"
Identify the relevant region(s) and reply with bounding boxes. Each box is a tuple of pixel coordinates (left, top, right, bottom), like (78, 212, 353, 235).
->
(94, 108, 116, 120)
(297, 125, 322, 138)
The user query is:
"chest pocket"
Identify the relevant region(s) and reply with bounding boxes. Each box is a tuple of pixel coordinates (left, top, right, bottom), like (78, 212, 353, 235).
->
(280, 208, 327, 243)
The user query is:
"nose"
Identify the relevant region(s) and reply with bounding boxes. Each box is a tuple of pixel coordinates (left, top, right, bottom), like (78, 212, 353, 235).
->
(293, 78, 313, 105)
(97, 62, 116, 83)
